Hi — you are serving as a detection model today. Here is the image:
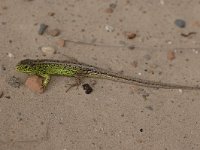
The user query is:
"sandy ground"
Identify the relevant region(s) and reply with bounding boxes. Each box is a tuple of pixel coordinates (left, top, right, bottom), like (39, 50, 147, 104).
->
(1, 0, 200, 149)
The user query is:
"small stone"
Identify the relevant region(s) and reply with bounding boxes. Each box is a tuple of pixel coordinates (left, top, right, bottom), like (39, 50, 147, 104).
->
(7, 76, 21, 88)
(175, 19, 186, 28)
(0, 91, 3, 98)
(125, 32, 136, 39)
(167, 50, 175, 60)
(105, 8, 113, 13)
(0, 65, 6, 71)
(178, 89, 183, 93)
(105, 25, 114, 32)
(160, 0, 164, 5)
(128, 45, 135, 50)
(56, 39, 65, 47)
(7, 52, 14, 58)
(145, 106, 153, 111)
(82, 84, 93, 94)
(25, 75, 44, 93)
(192, 21, 200, 27)
(47, 29, 60, 36)
(38, 23, 48, 35)
(109, 3, 117, 9)
(167, 40, 172, 45)
(48, 12, 55, 16)
(41, 46, 56, 55)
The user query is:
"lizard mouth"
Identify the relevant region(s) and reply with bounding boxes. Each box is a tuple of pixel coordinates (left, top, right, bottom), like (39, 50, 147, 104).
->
(15, 64, 28, 72)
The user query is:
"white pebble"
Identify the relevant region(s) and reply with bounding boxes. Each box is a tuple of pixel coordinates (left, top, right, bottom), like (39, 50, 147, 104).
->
(105, 25, 114, 32)
(192, 49, 198, 54)
(167, 41, 172, 45)
(41, 46, 56, 55)
(8, 52, 14, 58)
(160, 0, 165, 5)
(138, 72, 142, 76)
(178, 89, 183, 93)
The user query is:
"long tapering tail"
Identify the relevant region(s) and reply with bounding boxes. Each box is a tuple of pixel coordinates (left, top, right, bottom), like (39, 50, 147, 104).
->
(86, 71, 200, 90)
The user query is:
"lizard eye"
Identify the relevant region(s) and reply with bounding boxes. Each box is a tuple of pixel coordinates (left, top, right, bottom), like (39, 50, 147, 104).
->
(24, 65, 29, 69)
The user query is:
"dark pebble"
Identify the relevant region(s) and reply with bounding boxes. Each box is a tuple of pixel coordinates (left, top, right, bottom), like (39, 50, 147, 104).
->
(38, 23, 48, 35)
(82, 84, 93, 94)
(1, 65, 6, 71)
(109, 3, 117, 9)
(0, 91, 3, 98)
(5, 96, 11, 99)
(128, 45, 135, 50)
(145, 106, 153, 111)
(174, 19, 186, 28)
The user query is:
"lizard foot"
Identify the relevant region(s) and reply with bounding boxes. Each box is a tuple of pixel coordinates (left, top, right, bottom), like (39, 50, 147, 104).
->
(65, 77, 83, 93)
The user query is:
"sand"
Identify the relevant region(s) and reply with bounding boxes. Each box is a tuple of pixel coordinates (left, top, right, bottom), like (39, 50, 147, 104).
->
(1, 0, 200, 149)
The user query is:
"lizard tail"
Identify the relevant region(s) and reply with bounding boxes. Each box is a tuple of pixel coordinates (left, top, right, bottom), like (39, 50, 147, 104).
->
(86, 71, 200, 90)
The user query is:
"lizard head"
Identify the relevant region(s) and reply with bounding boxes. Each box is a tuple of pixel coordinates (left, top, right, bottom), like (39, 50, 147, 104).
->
(16, 59, 35, 73)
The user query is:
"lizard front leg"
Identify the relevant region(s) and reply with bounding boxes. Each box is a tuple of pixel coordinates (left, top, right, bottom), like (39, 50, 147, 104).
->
(39, 74, 51, 88)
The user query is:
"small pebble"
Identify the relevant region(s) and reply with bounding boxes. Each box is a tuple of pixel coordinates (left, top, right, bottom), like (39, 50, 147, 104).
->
(5, 96, 10, 99)
(82, 84, 93, 94)
(145, 106, 153, 111)
(0, 65, 6, 72)
(105, 25, 114, 32)
(192, 21, 200, 27)
(41, 46, 56, 55)
(128, 45, 135, 50)
(167, 40, 172, 45)
(0, 91, 3, 98)
(7, 52, 14, 58)
(178, 89, 183, 93)
(125, 32, 136, 39)
(7, 76, 21, 88)
(105, 8, 113, 13)
(25, 75, 44, 93)
(38, 23, 48, 35)
(167, 50, 175, 60)
(109, 3, 117, 9)
(48, 12, 55, 16)
(47, 29, 60, 36)
(56, 39, 65, 47)
(175, 19, 186, 28)
(192, 49, 199, 54)
(160, 0, 164, 5)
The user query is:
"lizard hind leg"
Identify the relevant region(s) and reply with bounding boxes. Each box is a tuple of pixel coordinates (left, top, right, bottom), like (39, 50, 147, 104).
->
(65, 76, 83, 93)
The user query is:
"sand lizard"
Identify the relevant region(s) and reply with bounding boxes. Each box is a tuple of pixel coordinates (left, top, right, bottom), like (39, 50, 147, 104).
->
(16, 59, 200, 90)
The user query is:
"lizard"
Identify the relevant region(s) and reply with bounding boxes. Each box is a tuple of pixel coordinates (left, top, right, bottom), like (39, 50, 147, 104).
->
(16, 59, 200, 90)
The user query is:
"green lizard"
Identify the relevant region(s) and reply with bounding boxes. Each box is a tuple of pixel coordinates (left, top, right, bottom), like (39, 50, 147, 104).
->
(16, 59, 200, 90)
